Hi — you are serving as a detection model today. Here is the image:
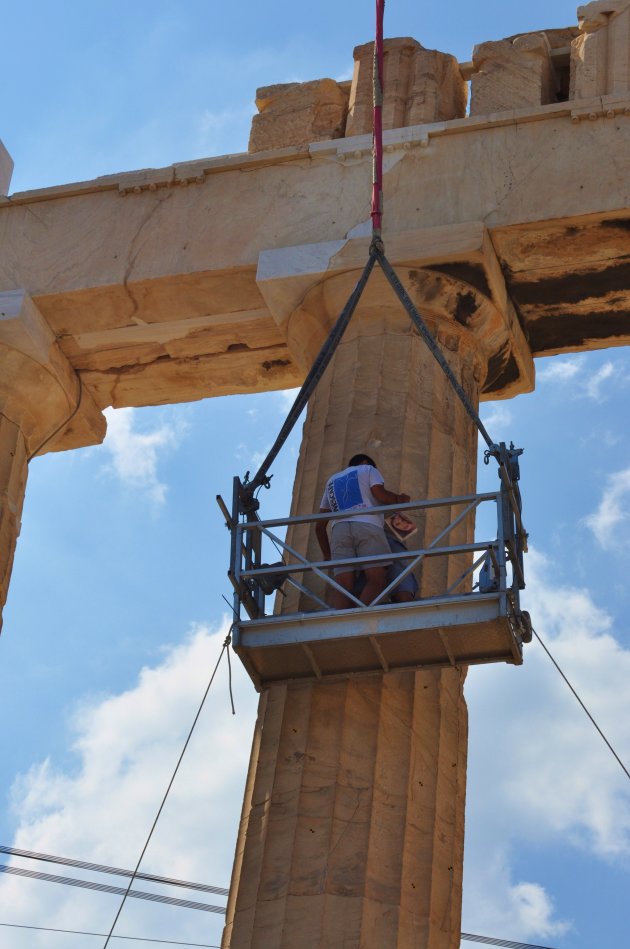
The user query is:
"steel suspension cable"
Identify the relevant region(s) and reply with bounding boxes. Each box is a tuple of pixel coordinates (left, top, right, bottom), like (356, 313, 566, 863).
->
(243, 0, 505, 502)
(102, 634, 232, 948)
(245, 251, 378, 495)
(375, 250, 496, 452)
(533, 626, 630, 783)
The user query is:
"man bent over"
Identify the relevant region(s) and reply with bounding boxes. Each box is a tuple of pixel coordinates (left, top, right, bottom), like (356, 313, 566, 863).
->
(315, 453, 410, 610)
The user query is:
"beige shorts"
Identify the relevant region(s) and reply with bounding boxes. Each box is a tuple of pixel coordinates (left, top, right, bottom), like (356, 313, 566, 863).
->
(330, 521, 391, 575)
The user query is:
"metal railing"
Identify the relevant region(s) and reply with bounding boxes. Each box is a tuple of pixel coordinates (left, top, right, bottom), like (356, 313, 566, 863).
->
(221, 477, 527, 630)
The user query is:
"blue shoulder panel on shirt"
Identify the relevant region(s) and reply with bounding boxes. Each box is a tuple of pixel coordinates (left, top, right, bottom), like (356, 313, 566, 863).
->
(328, 470, 364, 512)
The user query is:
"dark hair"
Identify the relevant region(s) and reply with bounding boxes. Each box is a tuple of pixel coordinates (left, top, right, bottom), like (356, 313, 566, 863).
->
(349, 453, 377, 468)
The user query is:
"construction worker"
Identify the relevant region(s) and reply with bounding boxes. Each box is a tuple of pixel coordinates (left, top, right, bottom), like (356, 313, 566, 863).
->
(315, 453, 410, 609)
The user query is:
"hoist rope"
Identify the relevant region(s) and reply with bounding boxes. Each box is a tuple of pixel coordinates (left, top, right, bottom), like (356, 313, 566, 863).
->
(533, 625, 630, 783)
(371, 0, 385, 237)
(241, 0, 509, 503)
(102, 632, 233, 948)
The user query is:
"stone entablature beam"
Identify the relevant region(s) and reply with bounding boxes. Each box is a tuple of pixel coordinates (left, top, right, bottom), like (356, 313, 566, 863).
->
(1, 97, 630, 415)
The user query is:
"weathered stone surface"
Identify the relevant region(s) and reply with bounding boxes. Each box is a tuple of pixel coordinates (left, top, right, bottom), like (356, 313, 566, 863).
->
(572, 1, 630, 99)
(0, 416, 26, 633)
(0, 140, 12, 196)
(0, 290, 105, 454)
(346, 38, 466, 137)
(249, 79, 349, 153)
(257, 224, 534, 402)
(470, 32, 556, 115)
(224, 670, 467, 949)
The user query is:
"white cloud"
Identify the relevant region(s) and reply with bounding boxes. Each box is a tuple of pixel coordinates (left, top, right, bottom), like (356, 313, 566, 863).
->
(464, 548, 630, 937)
(584, 466, 630, 549)
(537, 355, 584, 383)
(277, 387, 300, 413)
(102, 407, 184, 503)
(463, 847, 571, 941)
(480, 403, 513, 435)
(537, 355, 618, 401)
(235, 442, 267, 471)
(586, 361, 615, 401)
(0, 622, 257, 948)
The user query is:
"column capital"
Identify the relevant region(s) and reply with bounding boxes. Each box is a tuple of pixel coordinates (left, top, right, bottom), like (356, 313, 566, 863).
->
(0, 290, 105, 457)
(257, 223, 534, 401)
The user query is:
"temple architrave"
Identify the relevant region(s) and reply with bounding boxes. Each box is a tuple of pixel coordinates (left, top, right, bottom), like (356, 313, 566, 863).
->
(2, 3, 630, 946)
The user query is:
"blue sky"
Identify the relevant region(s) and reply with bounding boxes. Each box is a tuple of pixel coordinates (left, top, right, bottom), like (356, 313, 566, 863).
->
(2, 1, 630, 947)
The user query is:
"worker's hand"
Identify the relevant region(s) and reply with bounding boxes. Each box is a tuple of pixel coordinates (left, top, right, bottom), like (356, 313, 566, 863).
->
(398, 492, 410, 504)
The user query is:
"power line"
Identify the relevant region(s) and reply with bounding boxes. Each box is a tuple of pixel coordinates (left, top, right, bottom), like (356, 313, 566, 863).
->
(0, 922, 220, 946)
(0, 844, 228, 896)
(461, 935, 557, 948)
(103, 633, 232, 947)
(533, 626, 630, 783)
(0, 920, 556, 949)
(0, 864, 224, 913)
(0, 853, 559, 949)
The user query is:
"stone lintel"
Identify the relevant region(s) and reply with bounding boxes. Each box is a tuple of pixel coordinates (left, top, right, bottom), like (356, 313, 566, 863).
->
(257, 224, 534, 401)
(0, 290, 105, 455)
(0, 140, 13, 197)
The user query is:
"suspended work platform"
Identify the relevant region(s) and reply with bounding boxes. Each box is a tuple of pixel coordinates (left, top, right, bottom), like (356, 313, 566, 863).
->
(223, 475, 531, 690)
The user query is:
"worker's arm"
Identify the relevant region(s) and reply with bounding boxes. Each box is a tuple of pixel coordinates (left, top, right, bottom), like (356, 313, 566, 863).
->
(315, 508, 332, 560)
(371, 483, 410, 506)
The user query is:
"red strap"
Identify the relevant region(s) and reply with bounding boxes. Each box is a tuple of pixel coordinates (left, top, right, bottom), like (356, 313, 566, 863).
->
(371, 0, 385, 238)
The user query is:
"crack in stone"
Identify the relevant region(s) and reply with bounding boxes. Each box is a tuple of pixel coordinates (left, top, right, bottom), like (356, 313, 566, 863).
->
(121, 191, 174, 323)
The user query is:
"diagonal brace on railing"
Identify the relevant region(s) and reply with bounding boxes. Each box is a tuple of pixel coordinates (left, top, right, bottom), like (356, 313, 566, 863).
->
(255, 524, 364, 609)
(370, 496, 483, 606)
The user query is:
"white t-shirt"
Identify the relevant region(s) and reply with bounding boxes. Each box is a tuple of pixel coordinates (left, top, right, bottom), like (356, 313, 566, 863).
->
(320, 464, 386, 528)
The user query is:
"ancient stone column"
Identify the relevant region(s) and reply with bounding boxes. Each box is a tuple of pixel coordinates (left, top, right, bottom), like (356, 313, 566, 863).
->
(0, 290, 105, 631)
(222, 234, 529, 947)
(346, 39, 466, 138)
(470, 33, 556, 115)
(572, 0, 630, 99)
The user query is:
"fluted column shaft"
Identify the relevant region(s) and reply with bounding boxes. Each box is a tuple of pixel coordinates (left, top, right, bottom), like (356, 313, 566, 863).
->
(224, 296, 483, 948)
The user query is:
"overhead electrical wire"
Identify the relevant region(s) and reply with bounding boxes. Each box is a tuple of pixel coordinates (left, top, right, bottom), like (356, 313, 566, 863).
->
(0, 921, 219, 946)
(0, 844, 229, 895)
(0, 865, 223, 913)
(461, 934, 557, 949)
(0, 918, 557, 949)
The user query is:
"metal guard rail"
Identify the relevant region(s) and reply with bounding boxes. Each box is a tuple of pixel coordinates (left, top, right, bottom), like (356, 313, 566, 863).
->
(227, 485, 527, 630)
